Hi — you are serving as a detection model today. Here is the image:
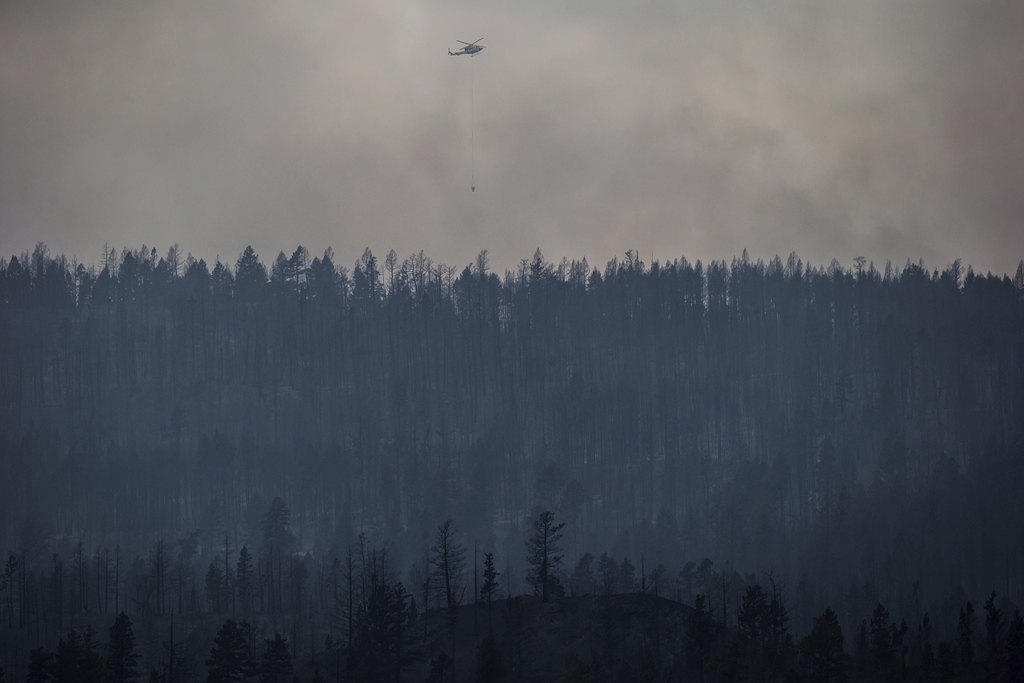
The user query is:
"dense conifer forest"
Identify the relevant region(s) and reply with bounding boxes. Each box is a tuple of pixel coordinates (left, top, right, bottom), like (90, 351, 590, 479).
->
(1, 242, 1023, 681)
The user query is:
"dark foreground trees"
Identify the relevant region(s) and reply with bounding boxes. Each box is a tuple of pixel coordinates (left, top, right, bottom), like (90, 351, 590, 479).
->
(800, 608, 852, 683)
(259, 634, 291, 683)
(686, 595, 717, 683)
(12, 575, 1024, 683)
(107, 612, 140, 683)
(475, 634, 506, 683)
(206, 619, 254, 683)
(350, 581, 415, 681)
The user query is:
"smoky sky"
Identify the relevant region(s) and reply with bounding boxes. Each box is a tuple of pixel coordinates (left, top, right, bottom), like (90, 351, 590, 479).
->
(1, 0, 1022, 276)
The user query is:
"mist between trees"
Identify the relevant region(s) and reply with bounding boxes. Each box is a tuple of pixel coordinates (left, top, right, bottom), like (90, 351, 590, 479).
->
(0, 243, 1022, 678)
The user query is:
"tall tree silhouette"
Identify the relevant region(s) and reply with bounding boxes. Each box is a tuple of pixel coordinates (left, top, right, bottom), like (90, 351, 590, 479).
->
(205, 619, 254, 683)
(261, 498, 295, 613)
(686, 595, 717, 683)
(799, 607, 851, 683)
(431, 520, 467, 611)
(525, 511, 565, 602)
(480, 552, 500, 632)
(259, 634, 292, 683)
(107, 612, 140, 683)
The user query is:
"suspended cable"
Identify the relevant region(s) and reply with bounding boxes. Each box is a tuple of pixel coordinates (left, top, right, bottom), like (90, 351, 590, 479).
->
(471, 54, 475, 192)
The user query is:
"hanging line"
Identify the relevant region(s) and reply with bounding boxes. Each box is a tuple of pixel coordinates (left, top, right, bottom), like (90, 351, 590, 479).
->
(471, 55, 476, 192)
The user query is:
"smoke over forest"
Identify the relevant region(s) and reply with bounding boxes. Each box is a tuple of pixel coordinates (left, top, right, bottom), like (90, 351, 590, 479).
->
(1, 243, 1023, 681)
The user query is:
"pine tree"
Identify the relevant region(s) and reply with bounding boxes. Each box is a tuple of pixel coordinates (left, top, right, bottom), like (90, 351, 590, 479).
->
(205, 563, 224, 613)
(854, 620, 868, 672)
(480, 552, 500, 632)
(235, 546, 254, 616)
(525, 511, 565, 602)
(349, 579, 413, 682)
(431, 519, 467, 611)
(206, 619, 253, 683)
(427, 653, 453, 683)
(57, 630, 85, 683)
(597, 554, 618, 595)
(1000, 610, 1024, 682)
(617, 557, 637, 594)
(869, 602, 893, 672)
(686, 595, 717, 683)
(937, 641, 957, 681)
(259, 634, 292, 683)
(235, 246, 267, 302)
(916, 614, 934, 679)
(570, 553, 595, 597)
(739, 584, 767, 645)
(765, 584, 793, 672)
(957, 602, 975, 664)
(799, 607, 851, 683)
(261, 498, 295, 613)
(984, 591, 1005, 664)
(107, 612, 141, 683)
(27, 647, 54, 683)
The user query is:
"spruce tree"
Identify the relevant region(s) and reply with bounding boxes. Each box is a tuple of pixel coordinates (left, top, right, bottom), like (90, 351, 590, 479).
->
(957, 602, 975, 664)
(430, 519, 467, 611)
(259, 633, 292, 683)
(1000, 610, 1024, 681)
(766, 591, 793, 672)
(480, 552, 500, 632)
(107, 612, 141, 683)
(799, 607, 851, 683)
(206, 619, 253, 683)
(984, 591, 1005, 663)
(919, 614, 934, 679)
(57, 630, 85, 683)
(597, 554, 618, 595)
(686, 595, 717, 683)
(739, 584, 767, 644)
(617, 558, 637, 594)
(205, 563, 224, 613)
(235, 546, 254, 615)
(570, 553, 595, 597)
(869, 603, 893, 672)
(525, 511, 565, 602)
(27, 647, 54, 683)
(83, 624, 104, 681)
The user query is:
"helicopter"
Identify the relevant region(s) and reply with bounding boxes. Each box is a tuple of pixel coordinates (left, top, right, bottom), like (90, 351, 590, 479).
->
(448, 38, 485, 56)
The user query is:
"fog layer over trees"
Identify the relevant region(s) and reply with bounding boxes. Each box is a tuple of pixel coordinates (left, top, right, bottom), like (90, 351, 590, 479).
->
(1, 243, 1022, 676)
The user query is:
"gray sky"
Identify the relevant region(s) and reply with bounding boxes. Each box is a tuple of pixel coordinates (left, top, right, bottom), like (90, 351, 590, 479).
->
(2, 0, 1022, 276)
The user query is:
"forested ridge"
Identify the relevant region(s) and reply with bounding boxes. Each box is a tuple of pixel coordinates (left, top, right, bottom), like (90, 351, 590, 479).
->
(1, 243, 1023, 680)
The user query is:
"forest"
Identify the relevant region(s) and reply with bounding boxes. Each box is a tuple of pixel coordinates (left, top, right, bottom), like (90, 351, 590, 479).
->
(0, 242, 1023, 681)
